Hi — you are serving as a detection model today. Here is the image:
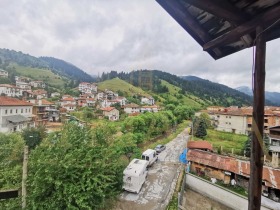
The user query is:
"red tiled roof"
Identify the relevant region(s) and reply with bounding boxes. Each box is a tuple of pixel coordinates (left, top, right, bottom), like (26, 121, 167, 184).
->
(0, 84, 18, 88)
(62, 97, 75, 101)
(0, 97, 33, 106)
(187, 149, 280, 189)
(124, 103, 140, 108)
(187, 141, 213, 151)
(100, 107, 116, 112)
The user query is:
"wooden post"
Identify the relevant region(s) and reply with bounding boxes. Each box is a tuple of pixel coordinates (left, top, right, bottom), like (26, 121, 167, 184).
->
(22, 146, 28, 209)
(248, 26, 266, 210)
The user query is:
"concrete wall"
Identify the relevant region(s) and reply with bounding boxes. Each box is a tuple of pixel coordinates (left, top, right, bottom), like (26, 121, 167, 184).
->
(185, 173, 272, 210)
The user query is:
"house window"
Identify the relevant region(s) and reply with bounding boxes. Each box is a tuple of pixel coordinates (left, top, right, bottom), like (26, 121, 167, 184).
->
(21, 109, 23, 113)
(16, 109, 18, 113)
(10, 109, 12, 114)
(26, 109, 27, 113)
(5, 110, 7, 114)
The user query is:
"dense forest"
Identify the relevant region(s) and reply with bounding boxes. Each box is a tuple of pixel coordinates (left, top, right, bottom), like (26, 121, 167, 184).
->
(101, 70, 253, 107)
(40, 57, 95, 83)
(0, 48, 94, 83)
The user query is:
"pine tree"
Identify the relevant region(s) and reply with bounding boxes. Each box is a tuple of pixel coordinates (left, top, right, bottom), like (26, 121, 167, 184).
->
(195, 120, 207, 139)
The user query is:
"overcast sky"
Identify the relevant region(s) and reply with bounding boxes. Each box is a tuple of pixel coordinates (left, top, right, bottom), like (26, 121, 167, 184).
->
(1, 0, 280, 92)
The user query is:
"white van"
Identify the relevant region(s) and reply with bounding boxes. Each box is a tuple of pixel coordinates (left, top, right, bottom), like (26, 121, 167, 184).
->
(122, 159, 149, 193)
(141, 149, 157, 167)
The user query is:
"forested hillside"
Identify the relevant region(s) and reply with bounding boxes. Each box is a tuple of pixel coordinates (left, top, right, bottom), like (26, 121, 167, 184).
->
(101, 70, 253, 107)
(0, 48, 94, 84)
(40, 57, 94, 82)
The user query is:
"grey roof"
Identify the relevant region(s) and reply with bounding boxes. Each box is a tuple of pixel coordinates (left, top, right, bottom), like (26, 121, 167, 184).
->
(4, 115, 30, 123)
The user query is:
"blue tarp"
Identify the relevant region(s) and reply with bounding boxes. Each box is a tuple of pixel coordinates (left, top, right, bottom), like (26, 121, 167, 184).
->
(179, 148, 188, 164)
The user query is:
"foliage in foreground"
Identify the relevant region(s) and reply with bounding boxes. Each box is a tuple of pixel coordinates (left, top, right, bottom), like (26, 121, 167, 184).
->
(27, 123, 127, 210)
(0, 133, 24, 209)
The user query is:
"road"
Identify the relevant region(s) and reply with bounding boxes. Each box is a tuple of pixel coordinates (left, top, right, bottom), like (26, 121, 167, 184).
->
(115, 128, 189, 210)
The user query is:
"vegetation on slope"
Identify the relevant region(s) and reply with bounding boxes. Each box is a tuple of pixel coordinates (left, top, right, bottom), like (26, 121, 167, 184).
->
(40, 57, 94, 82)
(101, 70, 253, 107)
(98, 77, 149, 97)
(0, 48, 94, 86)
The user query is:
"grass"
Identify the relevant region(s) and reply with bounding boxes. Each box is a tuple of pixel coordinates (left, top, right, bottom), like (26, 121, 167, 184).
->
(160, 80, 203, 108)
(193, 129, 247, 155)
(98, 78, 149, 97)
(10, 63, 67, 88)
(143, 120, 189, 151)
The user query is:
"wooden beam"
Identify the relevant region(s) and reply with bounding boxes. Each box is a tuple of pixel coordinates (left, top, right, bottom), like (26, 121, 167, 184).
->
(203, 4, 280, 50)
(248, 26, 266, 210)
(184, 0, 250, 24)
(0, 189, 19, 200)
(156, 0, 222, 58)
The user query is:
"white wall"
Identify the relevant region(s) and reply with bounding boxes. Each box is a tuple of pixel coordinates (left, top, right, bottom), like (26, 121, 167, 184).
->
(216, 114, 247, 134)
(185, 173, 272, 210)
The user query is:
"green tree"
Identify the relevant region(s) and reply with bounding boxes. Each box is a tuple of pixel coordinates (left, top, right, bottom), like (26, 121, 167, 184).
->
(21, 126, 47, 150)
(243, 133, 270, 157)
(0, 133, 24, 209)
(27, 123, 125, 209)
(195, 120, 207, 139)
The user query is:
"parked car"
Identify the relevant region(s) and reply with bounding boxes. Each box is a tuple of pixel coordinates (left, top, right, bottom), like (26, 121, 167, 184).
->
(155, 144, 166, 153)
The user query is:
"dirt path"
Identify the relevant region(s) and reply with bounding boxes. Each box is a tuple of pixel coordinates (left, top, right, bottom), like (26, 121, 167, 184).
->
(183, 189, 233, 210)
(114, 128, 189, 210)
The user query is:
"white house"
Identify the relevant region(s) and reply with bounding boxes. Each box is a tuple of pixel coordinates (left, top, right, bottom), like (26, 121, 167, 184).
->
(51, 92, 60, 98)
(115, 96, 127, 106)
(0, 84, 23, 97)
(0, 69, 8, 78)
(16, 81, 31, 90)
(124, 103, 140, 114)
(0, 96, 34, 133)
(61, 97, 76, 111)
(141, 97, 155, 105)
(30, 80, 46, 88)
(140, 105, 158, 113)
(78, 82, 97, 94)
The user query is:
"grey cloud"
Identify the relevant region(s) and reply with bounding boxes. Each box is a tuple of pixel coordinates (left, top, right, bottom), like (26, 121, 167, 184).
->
(0, 0, 279, 91)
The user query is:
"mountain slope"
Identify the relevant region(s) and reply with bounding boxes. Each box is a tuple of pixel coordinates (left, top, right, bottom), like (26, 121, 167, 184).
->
(98, 77, 149, 96)
(0, 48, 94, 86)
(236, 86, 280, 105)
(40, 57, 94, 82)
(100, 70, 253, 107)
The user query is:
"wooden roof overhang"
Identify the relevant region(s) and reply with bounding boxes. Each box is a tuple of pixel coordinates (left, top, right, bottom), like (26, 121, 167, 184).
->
(156, 0, 280, 59)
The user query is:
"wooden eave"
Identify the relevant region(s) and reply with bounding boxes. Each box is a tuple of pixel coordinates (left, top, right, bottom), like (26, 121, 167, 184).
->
(156, 0, 280, 59)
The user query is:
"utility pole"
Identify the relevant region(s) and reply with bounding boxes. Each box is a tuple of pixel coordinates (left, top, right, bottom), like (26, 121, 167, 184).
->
(22, 146, 28, 209)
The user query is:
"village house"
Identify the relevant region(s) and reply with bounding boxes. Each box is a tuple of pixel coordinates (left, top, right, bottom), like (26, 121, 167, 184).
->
(141, 96, 155, 105)
(28, 99, 58, 126)
(269, 126, 280, 168)
(100, 107, 119, 121)
(23, 89, 48, 100)
(0, 96, 34, 133)
(0, 69, 8, 78)
(105, 89, 118, 100)
(15, 76, 31, 83)
(0, 84, 23, 97)
(60, 97, 76, 112)
(78, 82, 97, 94)
(199, 106, 280, 135)
(16, 81, 31, 90)
(97, 92, 104, 100)
(187, 148, 280, 202)
(140, 105, 158, 113)
(123, 103, 140, 114)
(29, 80, 46, 88)
(51, 92, 60, 98)
(115, 96, 127, 106)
